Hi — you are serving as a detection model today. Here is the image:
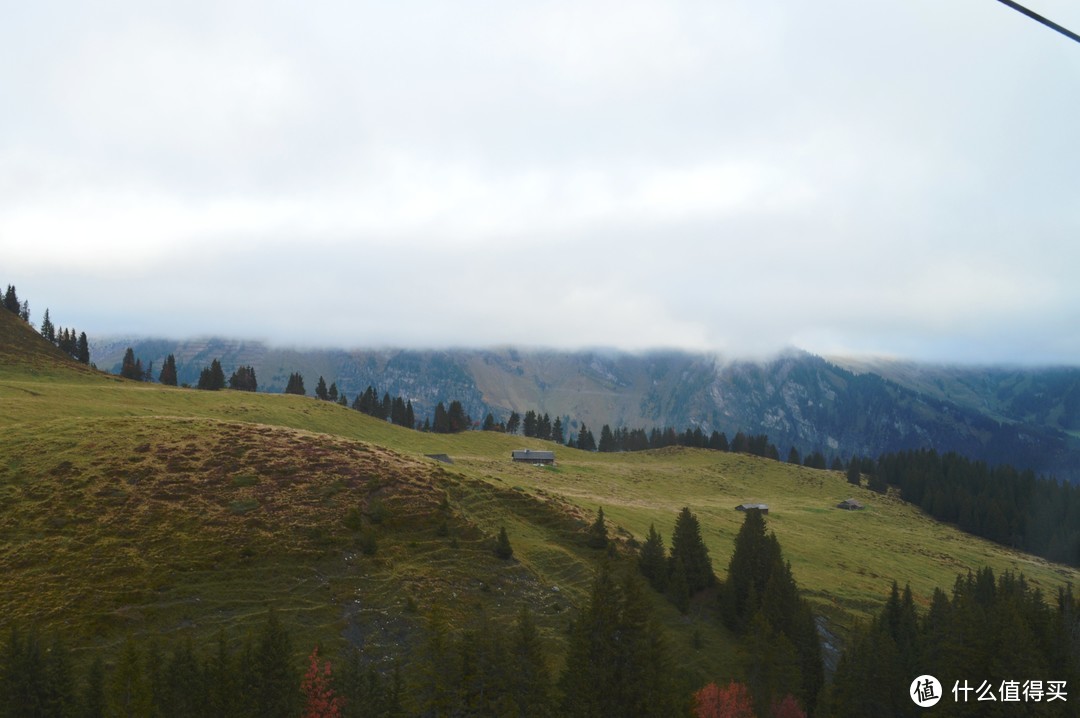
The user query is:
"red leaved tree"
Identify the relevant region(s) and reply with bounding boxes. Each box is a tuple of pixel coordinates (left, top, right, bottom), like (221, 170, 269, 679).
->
(770, 694, 807, 718)
(301, 646, 344, 718)
(694, 681, 756, 718)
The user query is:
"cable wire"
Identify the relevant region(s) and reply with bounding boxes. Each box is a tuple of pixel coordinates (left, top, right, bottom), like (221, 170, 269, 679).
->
(995, 0, 1080, 45)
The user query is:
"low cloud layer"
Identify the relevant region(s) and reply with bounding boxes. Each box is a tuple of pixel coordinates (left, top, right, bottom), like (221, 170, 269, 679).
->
(3, 1, 1079, 363)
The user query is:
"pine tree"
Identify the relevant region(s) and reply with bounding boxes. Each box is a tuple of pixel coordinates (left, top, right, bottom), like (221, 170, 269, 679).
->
(2, 285, 18, 314)
(846, 455, 861, 486)
(494, 526, 514, 560)
(229, 365, 258, 392)
(587, 507, 608, 549)
(197, 359, 226, 390)
(156, 355, 177, 386)
(447, 401, 469, 432)
(18, 300, 29, 323)
(667, 558, 690, 614)
(82, 655, 106, 718)
(552, 416, 564, 444)
(120, 348, 143, 380)
(315, 376, 329, 401)
(252, 610, 300, 718)
(108, 636, 152, 717)
(39, 308, 56, 343)
(598, 424, 616, 452)
(638, 523, 668, 593)
(163, 638, 205, 718)
(560, 564, 677, 717)
(506, 412, 521, 435)
(577, 423, 596, 451)
(669, 506, 715, 594)
(76, 332, 90, 364)
(433, 402, 449, 433)
(328, 383, 338, 403)
(508, 608, 553, 717)
(285, 373, 306, 395)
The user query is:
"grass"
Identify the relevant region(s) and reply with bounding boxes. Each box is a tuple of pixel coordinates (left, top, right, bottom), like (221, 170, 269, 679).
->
(3, 309, 1080, 685)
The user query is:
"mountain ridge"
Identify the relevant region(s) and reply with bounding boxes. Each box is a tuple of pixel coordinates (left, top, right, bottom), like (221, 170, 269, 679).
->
(89, 337, 1080, 481)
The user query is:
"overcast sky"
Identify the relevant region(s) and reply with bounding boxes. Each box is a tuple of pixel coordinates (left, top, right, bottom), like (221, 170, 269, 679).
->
(3, 0, 1079, 364)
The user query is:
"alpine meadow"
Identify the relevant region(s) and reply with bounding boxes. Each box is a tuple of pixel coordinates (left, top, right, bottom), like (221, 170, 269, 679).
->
(4, 288, 1080, 717)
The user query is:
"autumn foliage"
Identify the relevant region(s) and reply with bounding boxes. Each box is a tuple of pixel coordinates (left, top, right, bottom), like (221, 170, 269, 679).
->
(693, 681, 755, 718)
(769, 694, 807, 718)
(301, 646, 344, 718)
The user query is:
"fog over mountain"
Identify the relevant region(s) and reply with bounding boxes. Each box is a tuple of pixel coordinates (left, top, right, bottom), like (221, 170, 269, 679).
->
(92, 337, 1080, 482)
(6, 1, 1080, 364)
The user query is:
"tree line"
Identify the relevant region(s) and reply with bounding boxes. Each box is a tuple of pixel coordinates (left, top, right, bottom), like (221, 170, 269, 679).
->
(824, 567, 1080, 717)
(876, 448, 1080, 568)
(4, 284, 90, 365)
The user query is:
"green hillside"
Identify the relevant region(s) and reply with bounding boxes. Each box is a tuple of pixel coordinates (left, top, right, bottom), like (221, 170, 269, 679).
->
(4, 307, 1080, 690)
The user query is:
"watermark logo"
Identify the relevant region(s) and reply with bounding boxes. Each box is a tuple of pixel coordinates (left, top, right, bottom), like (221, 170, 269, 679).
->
(911, 675, 943, 708)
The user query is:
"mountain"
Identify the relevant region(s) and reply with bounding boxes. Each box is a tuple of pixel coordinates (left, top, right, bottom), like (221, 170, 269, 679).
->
(92, 338, 1080, 481)
(8, 306, 1080, 712)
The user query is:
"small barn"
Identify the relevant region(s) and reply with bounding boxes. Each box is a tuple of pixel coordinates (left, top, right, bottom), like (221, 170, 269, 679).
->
(511, 449, 555, 465)
(735, 503, 769, 514)
(837, 498, 865, 511)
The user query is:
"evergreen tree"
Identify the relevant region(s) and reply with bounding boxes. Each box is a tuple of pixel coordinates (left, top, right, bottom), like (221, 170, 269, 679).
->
(560, 564, 677, 717)
(19, 300, 30, 323)
(506, 412, 521, 435)
(494, 526, 514, 560)
(285, 373, 306, 395)
(721, 510, 822, 713)
(433, 403, 449, 433)
(598, 424, 616, 452)
(666, 558, 690, 615)
(576, 423, 596, 452)
(197, 359, 226, 390)
(447, 401, 470, 433)
(846, 455, 862, 486)
(107, 636, 152, 718)
(3, 285, 18, 314)
(76, 332, 90, 365)
(327, 383, 338, 403)
(638, 523, 668, 593)
(506, 608, 553, 717)
(204, 630, 239, 718)
(523, 410, 537, 438)
(163, 639, 205, 718)
(251, 611, 299, 718)
(229, 365, 258, 392)
(587, 507, 608, 549)
(788, 446, 801, 464)
(315, 376, 329, 401)
(552, 416, 564, 444)
(669, 506, 715, 594)
(482, 413, 497, 431)
(39, 308, 56, 343)
(82, 655, 106, 718)
(119, 348, 144, 381)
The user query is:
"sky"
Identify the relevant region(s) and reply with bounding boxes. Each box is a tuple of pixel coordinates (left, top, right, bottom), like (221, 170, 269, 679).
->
(3, 0, 1080, 364)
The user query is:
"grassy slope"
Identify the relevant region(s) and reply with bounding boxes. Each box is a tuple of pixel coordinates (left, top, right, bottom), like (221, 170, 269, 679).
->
(3, 311, 1080, 684)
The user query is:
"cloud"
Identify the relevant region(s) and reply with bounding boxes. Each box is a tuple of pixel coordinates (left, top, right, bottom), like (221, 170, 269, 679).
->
(3, 0, 1080, 364)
